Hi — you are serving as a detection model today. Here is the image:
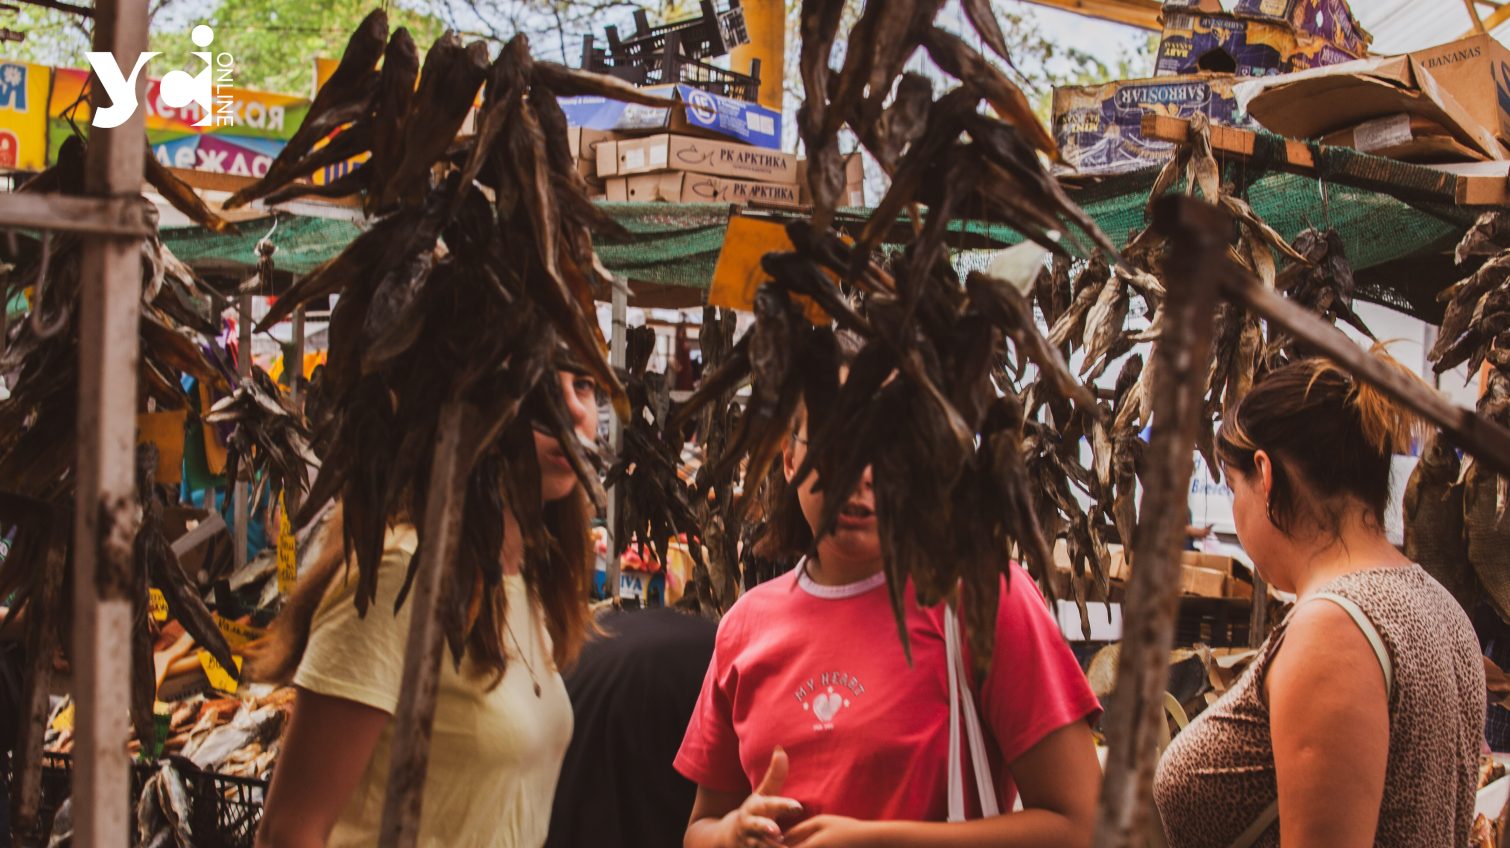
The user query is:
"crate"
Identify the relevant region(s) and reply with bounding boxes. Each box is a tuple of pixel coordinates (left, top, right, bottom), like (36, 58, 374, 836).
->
(582, 31, 761, 102)
(608, 0, 748, 65)
(8, 751, 266, 847)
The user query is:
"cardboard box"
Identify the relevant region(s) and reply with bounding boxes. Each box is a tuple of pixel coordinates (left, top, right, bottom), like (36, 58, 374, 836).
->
(604, 171, 805, 208)
(1232, 0, 1371, 58)
(1156, 10, 1361, 78)
(795, 153, 867, 208)
(1053, 74, 1243, 175)
(1410, 35, 1510, 145)
(1238, 54, 1507, 161)
(1320, 113, 1482, 162)
(558, 84, 782, 150)
(567, 127, 619, 161)
(596, 133, 799, 183)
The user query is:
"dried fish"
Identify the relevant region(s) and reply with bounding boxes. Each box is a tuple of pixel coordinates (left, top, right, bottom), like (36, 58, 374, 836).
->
(1404, 430, 1475, 612)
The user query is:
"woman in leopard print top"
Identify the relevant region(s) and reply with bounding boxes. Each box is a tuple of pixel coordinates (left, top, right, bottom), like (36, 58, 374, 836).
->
(1154, 353, 1485, 847)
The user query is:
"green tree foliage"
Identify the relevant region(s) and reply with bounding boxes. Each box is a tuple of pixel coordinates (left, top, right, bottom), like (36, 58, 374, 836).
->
(156, 0, 447, 95)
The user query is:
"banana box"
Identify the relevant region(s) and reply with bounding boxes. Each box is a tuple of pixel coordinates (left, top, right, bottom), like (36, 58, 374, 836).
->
(1156, 9, 1361, 78)
(1052, 74, 1244, 175)
(1232, 0, 1372, 59)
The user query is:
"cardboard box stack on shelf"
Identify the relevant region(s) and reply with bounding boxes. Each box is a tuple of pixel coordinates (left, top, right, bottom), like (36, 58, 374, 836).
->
(1237, 33, 1510, 164)
(1052, 0, 1370, 175)
(554, 1, 831, 210)
(1051, 539, 1254, 601)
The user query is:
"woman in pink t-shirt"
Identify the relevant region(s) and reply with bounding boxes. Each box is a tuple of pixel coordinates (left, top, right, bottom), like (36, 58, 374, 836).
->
(675, 404, 1103, 848)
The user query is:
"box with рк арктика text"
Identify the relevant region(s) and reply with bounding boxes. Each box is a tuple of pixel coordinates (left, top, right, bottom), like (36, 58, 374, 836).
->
(1052, 73, 1244, 175)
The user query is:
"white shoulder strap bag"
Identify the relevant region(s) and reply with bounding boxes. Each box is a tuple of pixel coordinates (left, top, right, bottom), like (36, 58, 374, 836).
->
(944, 603, 1001, 822)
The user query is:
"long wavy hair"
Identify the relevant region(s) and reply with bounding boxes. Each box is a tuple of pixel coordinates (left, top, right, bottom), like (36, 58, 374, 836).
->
(249, 486, 594, 688)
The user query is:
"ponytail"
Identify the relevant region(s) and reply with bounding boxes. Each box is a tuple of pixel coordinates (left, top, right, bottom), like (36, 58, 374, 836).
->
(1218, 345, 1428, 536)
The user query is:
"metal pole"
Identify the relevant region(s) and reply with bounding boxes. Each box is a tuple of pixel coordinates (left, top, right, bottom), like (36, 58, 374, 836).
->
(606, 280, 628, 603)
(1248, 575, 1270, 649)
(1093, 196, 1224, 848)
(378, 402, 476, 848)
(233, 294, 251, 571)
(72, 0, 150, 841)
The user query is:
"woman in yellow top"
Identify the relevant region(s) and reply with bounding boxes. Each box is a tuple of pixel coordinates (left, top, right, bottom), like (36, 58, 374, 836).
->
(254, 368, 601, 847)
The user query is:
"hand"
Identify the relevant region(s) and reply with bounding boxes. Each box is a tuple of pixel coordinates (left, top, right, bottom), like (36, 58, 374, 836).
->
(722, 746, 801, 848)
(781, 815, 877, 847)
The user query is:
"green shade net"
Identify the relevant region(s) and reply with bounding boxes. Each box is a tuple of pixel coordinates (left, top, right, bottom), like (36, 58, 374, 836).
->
(158, 137, 1486, 319)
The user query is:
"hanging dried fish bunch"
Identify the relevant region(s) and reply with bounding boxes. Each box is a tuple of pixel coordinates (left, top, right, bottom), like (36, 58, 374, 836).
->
(1403, 429, 1475, 612)
(677, 212, 1104, 676)
(0, 138, 240, 770)
(249, 14, 641, 661)
(688, 306, 751, 610)
(604, 326, 708, 595)
(204, 366, 315, 510)
(1265, 228, 1373, 367)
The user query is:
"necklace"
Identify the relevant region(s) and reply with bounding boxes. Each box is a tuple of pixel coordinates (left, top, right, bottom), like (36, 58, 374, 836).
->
(504, 617, 543, 697)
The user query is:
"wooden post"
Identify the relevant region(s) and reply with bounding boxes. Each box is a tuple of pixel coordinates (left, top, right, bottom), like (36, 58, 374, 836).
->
(378, 402, 477, 848)
(72, 0, 150, 841)
(606, 280, 628, 603)
(290, 306, 305, 404)
(1093, 196, 1226, 848)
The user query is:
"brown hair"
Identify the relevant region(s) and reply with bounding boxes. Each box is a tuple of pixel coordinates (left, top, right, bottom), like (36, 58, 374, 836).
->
(753, 329, 865, 561)
(1216, 347, 1423, 537)
(249, 487, 593, 687)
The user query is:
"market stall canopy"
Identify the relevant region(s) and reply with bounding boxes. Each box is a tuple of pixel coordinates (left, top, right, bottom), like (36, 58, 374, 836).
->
(159, 137, 1487, 321)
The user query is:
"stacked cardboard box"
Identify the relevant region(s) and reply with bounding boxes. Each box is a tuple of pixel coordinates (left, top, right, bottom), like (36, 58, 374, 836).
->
(559, 84, 812, 209)
(1053, 0, 1369, 175)
(1239, 33, 1510, 164)
(597, 133, 804, 208)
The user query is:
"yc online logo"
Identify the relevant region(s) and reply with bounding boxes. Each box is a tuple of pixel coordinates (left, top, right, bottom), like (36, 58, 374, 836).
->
(85, 24, 234, 129)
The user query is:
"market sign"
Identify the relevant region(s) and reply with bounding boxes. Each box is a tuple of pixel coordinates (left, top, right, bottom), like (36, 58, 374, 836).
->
(0, 61, 53, 171)
(36, 64, 310, 176)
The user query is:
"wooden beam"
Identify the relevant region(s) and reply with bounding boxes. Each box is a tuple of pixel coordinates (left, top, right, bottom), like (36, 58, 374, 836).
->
(1466, 0, 1490, 33)
(1166, 193, 1510, 478)
(1019, 0, 1163, 30)
(1143, 114, 1315, 169)
(0, 192, 153, 237)
(1093, 193, 1224, 848)
(73, 0, 150, 841)
(1480, 2, 1510, 31)
(1142, 114, 1476, 206)
(378, 402, 477, 848)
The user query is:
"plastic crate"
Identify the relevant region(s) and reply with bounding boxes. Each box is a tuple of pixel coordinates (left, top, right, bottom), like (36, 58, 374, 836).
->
(581, 31, 762, 102)
(7, 751, 266, 847)
(607, 0, 748, 65)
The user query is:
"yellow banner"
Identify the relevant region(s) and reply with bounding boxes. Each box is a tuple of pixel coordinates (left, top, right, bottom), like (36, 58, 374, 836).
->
(0, 61, 51, 171)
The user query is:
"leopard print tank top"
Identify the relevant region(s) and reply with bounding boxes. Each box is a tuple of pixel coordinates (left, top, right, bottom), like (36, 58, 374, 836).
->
(1153, 564, 1485, 847)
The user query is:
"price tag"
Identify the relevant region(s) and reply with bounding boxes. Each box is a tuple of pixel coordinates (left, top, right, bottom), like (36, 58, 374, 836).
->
(198, 651, 243, 695)
(148, 588, 169, 623)
(213, 614, 266, 651)
(50, 701, 74, 733)
(277, 492, 297, 595)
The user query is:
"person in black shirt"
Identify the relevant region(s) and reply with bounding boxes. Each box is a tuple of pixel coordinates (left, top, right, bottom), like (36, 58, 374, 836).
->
(547, 606, 718, 848)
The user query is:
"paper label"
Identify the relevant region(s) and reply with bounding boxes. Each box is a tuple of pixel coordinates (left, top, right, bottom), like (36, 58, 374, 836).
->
(649, 144, 668, 169)
(622, 147, 646, 171)
(1352, 114, 1413, 153)
(50, 702, 74, 733)
(277, 492, 297, 594)
(213, 614, 266, 650)
(148, 588, 169, 622)
(198, 651, 243, 694)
